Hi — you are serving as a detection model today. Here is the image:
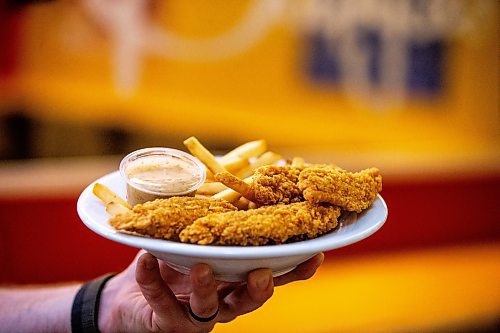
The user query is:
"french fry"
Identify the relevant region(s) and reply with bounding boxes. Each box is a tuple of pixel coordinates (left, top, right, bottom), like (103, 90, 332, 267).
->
(247, 201, 258, 210)
(205, 169, 215, 181)
(212, 188, 242, 203)
(220, 155, 250, 172)
(233, 197, 250, 210)
(183, 136, 226, 175)
(212, 176, 253, 203)
(204, 156, 249, 180)
(214, 171, 256, 202)
(106, 201, 130, 215)
(196, 181, 228, 195)
(235, 151, 282, 178)
(93, 183, 131, 209)
(220, 139, 267, 162)
(291, 157, 305, 167)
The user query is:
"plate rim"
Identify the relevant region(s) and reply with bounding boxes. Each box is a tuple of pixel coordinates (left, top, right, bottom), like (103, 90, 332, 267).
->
(77, 171, 388, 259)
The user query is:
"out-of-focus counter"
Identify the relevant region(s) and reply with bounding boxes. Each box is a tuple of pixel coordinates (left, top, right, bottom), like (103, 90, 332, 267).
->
(0, 156, 120, 198)
(214, 243, 500, 333)
(1, 146, 499, 197)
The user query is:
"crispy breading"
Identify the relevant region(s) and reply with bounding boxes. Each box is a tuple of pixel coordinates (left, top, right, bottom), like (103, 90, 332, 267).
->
(298, 166, 382, 212)
(223, 164, 382, 212)
(179, 202, 341, 246)
(109, 197, 237, 240)
(250, 165, 305, 205)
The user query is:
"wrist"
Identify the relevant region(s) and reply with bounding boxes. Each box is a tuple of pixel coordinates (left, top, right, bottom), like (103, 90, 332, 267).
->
(71, 273, 116, 333)
(97, 274, 123, 333)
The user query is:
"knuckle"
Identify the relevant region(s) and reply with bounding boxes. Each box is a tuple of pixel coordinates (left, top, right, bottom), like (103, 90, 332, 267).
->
(250, 286, 274, 303)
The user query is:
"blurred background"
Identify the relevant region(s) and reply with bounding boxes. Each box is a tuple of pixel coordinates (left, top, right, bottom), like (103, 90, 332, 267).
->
(0, 0, 499, 332)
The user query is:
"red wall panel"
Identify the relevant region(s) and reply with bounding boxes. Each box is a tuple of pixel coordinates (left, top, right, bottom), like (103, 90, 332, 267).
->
(1, 176, 499, 284)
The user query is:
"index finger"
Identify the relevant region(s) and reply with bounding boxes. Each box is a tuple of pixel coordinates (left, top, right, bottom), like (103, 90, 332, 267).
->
(135, 253, 185, 328)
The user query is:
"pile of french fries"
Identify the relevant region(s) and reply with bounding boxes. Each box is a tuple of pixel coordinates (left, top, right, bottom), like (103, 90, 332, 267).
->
(93, 137, 302, 213)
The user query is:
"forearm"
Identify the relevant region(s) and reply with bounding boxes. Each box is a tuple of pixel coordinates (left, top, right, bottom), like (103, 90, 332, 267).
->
(0, 283, 80, 333)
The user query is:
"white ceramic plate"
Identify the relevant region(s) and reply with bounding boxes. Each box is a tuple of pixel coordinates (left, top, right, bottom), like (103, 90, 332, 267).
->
(77, 171, 388, 281)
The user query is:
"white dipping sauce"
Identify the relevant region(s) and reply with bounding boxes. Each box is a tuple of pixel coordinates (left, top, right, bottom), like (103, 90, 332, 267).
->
(120, 148, 206, 206)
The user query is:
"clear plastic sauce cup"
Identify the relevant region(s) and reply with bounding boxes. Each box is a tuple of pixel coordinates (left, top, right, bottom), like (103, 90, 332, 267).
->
(119, 148, 206, 206)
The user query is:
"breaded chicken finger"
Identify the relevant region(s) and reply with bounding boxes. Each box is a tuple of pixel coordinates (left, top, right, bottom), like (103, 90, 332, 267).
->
(298, 166, 382, 212)
(214, 165, 382, 212)
(109, 197, 237, 240)
(179, 202, 341, 246)
(250, 165, 305, 205)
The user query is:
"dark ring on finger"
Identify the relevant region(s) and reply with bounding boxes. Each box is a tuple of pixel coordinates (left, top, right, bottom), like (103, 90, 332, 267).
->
(188, 305, 219, 323)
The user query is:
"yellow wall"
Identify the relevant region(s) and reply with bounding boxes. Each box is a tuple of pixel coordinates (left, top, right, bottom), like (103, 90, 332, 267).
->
(3, 1, 499, 168)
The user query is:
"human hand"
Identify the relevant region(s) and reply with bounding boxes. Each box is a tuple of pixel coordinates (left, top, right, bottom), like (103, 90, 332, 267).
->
(98, 250, 324, 333)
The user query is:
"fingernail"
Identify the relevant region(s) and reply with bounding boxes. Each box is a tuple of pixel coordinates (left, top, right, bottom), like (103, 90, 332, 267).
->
(144, 256, 156, 271)
(256, 274, 270, 290)
(316, 253, 325, 266)
(198, 268, 213, 286)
